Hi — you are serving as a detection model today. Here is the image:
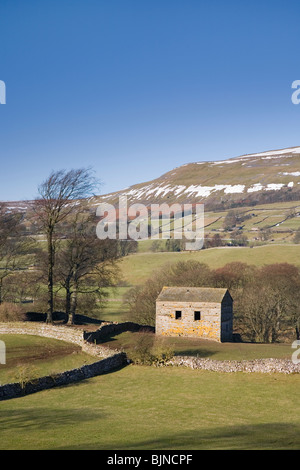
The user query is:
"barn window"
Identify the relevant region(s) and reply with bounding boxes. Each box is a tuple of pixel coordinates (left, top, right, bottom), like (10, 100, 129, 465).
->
(175, 310, 182, 320)
(194, 311, 201, 321)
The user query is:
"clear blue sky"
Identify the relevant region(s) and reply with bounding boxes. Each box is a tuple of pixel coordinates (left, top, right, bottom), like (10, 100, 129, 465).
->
(1, 0, 300, 201)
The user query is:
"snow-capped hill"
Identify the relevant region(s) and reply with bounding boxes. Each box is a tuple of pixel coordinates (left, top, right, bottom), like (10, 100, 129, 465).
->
(3, 146, 300, 213)
(93, 146, 300, 209)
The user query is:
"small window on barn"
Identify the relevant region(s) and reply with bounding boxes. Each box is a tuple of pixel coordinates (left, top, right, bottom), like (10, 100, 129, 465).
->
(175, 310, 182, 320)
(194, 311, 201, 321)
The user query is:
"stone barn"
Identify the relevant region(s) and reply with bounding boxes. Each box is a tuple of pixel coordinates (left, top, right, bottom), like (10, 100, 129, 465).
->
(155, 287, 233, 342)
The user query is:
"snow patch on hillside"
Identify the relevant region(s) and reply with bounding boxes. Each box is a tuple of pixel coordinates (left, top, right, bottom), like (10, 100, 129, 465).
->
(282, 171, 300, 176)
(265, 183, 285, 191)
(243, 147, 300, 158)
(247, 183, 263, 193)
(98, 178, 297, 202)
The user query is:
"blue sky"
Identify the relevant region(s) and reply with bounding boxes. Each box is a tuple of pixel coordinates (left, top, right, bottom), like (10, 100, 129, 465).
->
(1, 0, 300, 201)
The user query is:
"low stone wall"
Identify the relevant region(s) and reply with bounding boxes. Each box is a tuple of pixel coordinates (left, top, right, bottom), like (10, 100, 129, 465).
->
(0, 322, 128, 400)
(83, 321, 154, 343)
(0, 352, 127, 401)
(168, 356, 300, 374)
(0, 322, 120, 358)
(1, 322, 299, 402)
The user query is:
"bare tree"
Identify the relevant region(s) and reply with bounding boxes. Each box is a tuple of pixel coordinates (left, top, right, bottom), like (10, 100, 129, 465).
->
(236, 263, 300, 342)
(55, 212, 120, 324)
(125, 260, 214, 326)
(0, 205, 34, 304)
(33, 168, 99, 323)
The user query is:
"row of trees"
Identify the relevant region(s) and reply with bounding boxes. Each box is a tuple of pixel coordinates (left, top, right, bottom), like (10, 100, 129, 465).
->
(125, 260, 300, 342)
(32, 168, 128, 324)
(0, 168, 132, 324)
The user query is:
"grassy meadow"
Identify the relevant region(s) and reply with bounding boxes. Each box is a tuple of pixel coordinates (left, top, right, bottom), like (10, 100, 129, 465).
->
(2, 199, 300, 450)
(0, 365, 299, 450)
(0, 334, 96, 385)
(118, 244, 300, 286)
(100, 330, 294, 361)
(99, 240, 300, 323)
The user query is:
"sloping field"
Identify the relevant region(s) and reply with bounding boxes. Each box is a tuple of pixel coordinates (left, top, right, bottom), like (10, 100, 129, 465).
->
(119, 244, 300, 285)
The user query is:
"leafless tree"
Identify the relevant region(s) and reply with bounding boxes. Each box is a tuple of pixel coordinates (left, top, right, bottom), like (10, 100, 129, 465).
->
(55, 212, 120, 324)
(33, 168, 99, 323)
(0, 205, 35, 304)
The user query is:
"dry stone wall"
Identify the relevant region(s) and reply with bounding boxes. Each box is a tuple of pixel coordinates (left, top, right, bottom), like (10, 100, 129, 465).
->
(168, 356, 300, 374)
(0, 352, 126, 401)
(0, 322, 127, 400)
(83, 321, 154, 343)
(0, 321, 299, 401)
(156, 301, 221, 341)
(0, 322, 122, 358)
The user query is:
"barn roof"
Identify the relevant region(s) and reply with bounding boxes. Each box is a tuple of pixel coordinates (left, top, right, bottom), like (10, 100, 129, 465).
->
(156, 287, 231, 303)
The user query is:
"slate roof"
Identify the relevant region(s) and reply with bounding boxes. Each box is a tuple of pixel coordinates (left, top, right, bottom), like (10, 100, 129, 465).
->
(156, 287, 231, 303)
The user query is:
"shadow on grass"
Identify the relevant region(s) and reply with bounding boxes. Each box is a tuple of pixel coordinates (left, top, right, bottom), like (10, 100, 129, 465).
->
(96, 334, 220, 359)
(55, 422, 300, 450)
(0, 407, 107, 432)
(95, 335, 118, 345)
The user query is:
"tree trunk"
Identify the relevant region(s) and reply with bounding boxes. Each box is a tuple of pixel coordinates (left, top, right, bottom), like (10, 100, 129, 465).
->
(46, 229, 54, 323)
(64, 273, 73, 323)
(69, 282, 78, 325)
(65, 287, 71, 324)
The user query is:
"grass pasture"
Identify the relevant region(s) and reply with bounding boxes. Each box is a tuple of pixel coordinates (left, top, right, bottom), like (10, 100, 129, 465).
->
(119, 244, 300, 286)
(0, 364, 299, 450)
(134, 200, 300, 248)
(100, 330, 294, 361)
(2, 200, 300, 450)
(99, 243, 300, 324)
(0, 334, 96, 385)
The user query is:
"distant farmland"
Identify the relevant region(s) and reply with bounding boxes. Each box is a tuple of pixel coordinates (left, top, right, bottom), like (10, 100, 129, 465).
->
(119, 244, 300, 285)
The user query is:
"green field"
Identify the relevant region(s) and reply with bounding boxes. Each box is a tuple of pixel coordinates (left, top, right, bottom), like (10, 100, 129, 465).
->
(0, 334, 96, 385)
(98, 242, 300, 323)
(134, 200, 300, 247)
(101, 331, 293, 361)
(119, 244, 300, 286)
(2, 222, 300, 450)
(0, 364, 299, 450)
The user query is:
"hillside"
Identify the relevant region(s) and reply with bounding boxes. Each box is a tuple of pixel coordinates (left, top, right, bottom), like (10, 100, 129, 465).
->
(90, 146, 300, 209)
(3, 146, 300, 214)
(119, 244, 300, 286)
(2, 146, 300, 248)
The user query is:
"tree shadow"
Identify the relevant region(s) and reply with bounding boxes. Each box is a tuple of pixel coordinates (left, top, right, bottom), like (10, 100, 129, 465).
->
(54, 422, 300, 450)
(0, 407, 107, 432)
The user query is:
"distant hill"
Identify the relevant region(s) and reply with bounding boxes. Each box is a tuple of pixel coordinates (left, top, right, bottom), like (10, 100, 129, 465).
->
(2, 146, 300, 214)
(89, 146, 300, 210)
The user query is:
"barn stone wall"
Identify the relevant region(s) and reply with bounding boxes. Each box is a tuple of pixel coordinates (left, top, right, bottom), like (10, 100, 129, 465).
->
(156, 301, 222, 341)
(221, 295, 233, 342)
